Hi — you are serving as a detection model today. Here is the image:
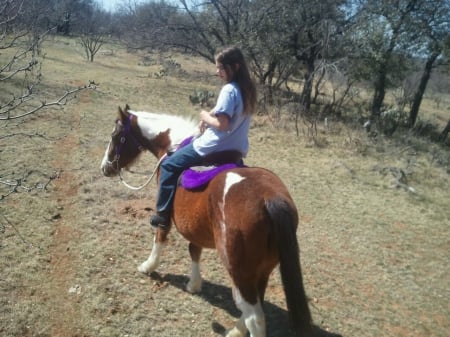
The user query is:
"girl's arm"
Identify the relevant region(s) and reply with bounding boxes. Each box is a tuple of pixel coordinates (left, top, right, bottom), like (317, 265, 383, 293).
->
(199, 109, 229, 132)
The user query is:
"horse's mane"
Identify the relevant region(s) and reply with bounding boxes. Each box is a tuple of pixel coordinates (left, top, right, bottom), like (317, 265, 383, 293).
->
(130, 110, 198, 146)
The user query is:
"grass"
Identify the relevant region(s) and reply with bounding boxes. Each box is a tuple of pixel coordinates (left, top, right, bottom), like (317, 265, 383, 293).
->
(1, 36, 449, 337)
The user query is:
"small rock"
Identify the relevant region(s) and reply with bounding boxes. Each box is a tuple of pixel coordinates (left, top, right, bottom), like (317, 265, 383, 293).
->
(68, 284, 81, 295)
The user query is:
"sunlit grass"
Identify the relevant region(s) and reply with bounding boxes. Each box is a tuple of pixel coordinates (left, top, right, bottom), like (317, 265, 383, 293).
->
(1, 36, 449, 337)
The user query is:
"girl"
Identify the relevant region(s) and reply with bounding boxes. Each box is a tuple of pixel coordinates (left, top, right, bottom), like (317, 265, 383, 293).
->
(151, 46, 257, 229)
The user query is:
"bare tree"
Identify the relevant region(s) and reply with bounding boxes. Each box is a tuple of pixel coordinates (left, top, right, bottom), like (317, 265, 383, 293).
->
(1, 0, 97, 119)
(78, 4, 112, 62)
(80, 33, 107, 61)
(346, 0, 421, 118)
(407, 0, 450, 127)
(110, 0, 450, 135)
(1, 0, 51, 119)
(1, 0, 97, 199)
(51, 0, 97, 35)
(118, 0, 347, 113)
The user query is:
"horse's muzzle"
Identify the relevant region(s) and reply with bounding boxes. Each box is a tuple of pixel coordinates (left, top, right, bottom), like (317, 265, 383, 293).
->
(101, 157, 119, 177)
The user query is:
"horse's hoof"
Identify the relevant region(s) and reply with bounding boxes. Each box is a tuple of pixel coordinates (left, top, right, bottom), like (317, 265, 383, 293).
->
(225, 327, 245, 337)
(138, 263, 149, 274)
(186, 280, 202, 293)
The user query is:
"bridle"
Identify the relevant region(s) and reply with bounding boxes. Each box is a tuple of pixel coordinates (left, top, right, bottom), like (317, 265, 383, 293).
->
(108, 114, 165, 190)
(113, 114, 144, 165)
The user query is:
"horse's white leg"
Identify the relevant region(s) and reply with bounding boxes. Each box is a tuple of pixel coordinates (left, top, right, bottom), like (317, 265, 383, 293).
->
(186, 243, 203, 293)
(244, 302, 266, 337)
(138, 234, 165, 274)
(226, 287, 266, 337)
(186, 261, 202, 293)
(225, 317, 247, 337)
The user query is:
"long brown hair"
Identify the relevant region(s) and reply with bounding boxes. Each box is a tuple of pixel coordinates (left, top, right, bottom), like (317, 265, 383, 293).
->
(215, 46, 257, 115)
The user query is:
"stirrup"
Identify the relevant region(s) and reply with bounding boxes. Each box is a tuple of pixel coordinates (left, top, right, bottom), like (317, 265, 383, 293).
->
(150, 213, 170, 229)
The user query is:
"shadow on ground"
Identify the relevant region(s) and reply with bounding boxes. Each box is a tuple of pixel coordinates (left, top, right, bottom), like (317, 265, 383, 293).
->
(149, 272, 342, 337)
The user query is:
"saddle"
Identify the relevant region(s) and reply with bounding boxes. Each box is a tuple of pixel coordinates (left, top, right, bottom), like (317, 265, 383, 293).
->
(181, 150, 244, 189)
(169, 137, 245, 190)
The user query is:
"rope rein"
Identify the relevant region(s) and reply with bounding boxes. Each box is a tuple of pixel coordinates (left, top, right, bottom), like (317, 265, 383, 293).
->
(119, 154, 167, 191)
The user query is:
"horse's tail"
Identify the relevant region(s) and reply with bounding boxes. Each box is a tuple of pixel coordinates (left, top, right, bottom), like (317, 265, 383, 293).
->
(266, 197, 314, 337)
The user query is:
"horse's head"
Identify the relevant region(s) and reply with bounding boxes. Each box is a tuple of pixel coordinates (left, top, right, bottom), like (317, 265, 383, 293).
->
(101, 104, 200, 177)
(100, 105, 141, 176)
(101, 104, 171, 177)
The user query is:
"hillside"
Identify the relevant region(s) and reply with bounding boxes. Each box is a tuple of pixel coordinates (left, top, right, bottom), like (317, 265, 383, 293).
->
(1, 37, 449, 337)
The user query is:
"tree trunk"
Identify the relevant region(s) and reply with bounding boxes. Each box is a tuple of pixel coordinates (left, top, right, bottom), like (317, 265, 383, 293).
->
(262, 61, 277, 105)
(371, 66, 387, 117)
(439, 120, 450, 142)
(301, 55, 315, 111)
(408, 50, 441, 127)
(371, 29, 399, 118)
(312, 66, 326, 104)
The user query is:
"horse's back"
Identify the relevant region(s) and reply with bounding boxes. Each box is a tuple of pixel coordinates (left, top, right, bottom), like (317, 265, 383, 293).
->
(212, 166, 297, 215)
(174, 166, 297, 271)
(174, 166, 297, 234)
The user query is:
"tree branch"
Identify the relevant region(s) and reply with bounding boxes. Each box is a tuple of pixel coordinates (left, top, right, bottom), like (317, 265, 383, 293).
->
(0, 81, 98, 120)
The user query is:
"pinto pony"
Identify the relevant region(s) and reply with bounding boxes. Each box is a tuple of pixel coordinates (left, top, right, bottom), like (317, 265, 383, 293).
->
(100, 105, 314, 337)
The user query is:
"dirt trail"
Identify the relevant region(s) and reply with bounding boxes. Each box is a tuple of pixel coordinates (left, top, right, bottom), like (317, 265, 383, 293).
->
(47, 107, 83, 337)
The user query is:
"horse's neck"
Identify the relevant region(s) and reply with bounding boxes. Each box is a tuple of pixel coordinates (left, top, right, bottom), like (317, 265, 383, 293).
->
(133, 111, 197, 157)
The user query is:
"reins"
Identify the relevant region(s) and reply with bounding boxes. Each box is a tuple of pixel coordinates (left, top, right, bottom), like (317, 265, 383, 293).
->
(110, 113, 164, 191)
(118, 154, 167, 191)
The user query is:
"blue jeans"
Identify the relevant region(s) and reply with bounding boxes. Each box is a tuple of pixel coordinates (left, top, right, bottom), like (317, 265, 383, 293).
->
(156, 142, 204, 213)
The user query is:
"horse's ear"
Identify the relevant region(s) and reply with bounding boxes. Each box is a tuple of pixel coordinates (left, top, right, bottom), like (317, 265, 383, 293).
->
(118, 105, 130, 121)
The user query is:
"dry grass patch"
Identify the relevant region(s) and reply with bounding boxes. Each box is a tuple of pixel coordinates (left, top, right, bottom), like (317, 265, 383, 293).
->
(1, 37, 449, 337)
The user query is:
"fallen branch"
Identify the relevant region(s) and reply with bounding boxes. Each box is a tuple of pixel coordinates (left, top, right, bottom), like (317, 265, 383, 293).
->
(0, 169, 60, 201)
(372, 165, 417, 193)
(0, 214, 41, 250)
(0, 131, 50, 140)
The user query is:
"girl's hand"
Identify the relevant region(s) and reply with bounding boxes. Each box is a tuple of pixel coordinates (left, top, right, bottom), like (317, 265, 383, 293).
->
(198, 110, 211, 134)
(198, 120, 207, 134)
(199, 109, 212, 121)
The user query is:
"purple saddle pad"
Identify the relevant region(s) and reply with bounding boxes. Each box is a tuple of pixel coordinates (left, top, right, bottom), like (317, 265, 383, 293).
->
(173, 136, 244, 189)
(181, 163, 241, 189)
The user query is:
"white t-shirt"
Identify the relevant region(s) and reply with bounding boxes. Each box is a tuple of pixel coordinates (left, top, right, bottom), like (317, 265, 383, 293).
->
(193, 82, 250, 156)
